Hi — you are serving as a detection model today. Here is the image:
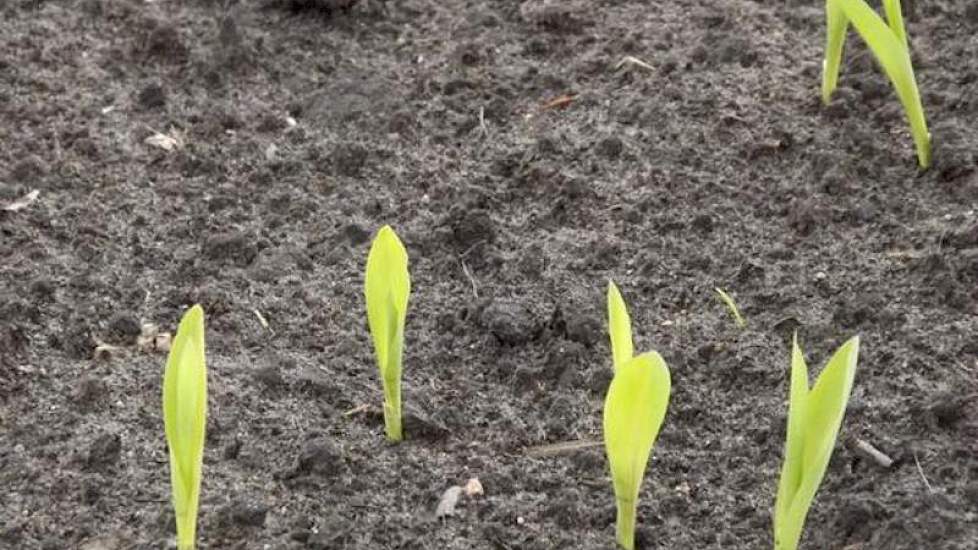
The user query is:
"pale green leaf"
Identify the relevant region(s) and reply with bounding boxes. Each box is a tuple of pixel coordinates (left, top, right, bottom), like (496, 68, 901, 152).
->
(604, 352, 671, 550)
(821, 0, 848, 104)
(607, 281, 633, 372)
(774, 336, 860, 550)
(163, 304, 207, 550)
(364, 225, 410, 441)
(773, 334, 810, 548)
(882, 0, 907, 49)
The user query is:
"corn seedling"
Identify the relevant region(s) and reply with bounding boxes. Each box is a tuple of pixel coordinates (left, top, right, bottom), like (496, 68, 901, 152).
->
(604, 353, 671, 550)
(364, 225, 411, 441)
(607, 281, 633, 371)
(821, 0, 930, 168)
(604, 281, 671, 549)
(714, 287, 746, 328)
(162, 305, 207, 550)
(774, 335, 860, 550)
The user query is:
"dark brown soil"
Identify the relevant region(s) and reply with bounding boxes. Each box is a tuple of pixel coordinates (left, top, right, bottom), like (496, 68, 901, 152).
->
(2, 0, 977, 548)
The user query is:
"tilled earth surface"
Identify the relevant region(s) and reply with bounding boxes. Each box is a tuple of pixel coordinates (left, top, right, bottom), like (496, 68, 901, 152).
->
(2, 0, 978, 548)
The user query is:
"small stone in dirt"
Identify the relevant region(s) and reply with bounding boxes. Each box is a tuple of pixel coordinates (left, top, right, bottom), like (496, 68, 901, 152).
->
(342, 222, 370, 246)
(291, 438, 343, 478)
(223, 438, 242, 460)
(481, 300, 538, 346)
(8, 155, 47, 183)
(331, 143, 368, 177)
(203, 231, 259, 266)
(965, 1, 978, 24)
(253, 364, 284, 389)
(142, 23, 188, 63)
(271, 0, 358, 13)
(62, 321, 95, 359)
(446, 208, 496, 249)
(305, 515, 350, 549)
(106, 312, 141, 345)
(403, 407, 449, 440)
(295, 366, 336, 397)
(86, 433, 121, 471)
(563, 311, 600, 347)
(435, 485, 463, 519)
(28, 277, 55, 302)
(964, 482, 978, 506)
(595, 136, 623, 159)
(454, 42, 482, 67)
(520, 0, 586, 32)
(921, 390, 968, 428)
(80, 477, 101, 505)
(74, 376, 109, 410)
(216, 499, 269, 529)
(691, 213, 714, 233)
(587, 365, 613, 394)
(135, 82, 166, 110)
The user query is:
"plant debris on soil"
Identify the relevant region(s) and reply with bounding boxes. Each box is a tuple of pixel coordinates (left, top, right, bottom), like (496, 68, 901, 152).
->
(1, 0, 977, 548)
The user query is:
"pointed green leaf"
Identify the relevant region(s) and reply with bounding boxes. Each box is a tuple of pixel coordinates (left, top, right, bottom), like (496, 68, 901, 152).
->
(163, 305, 207, 550)
(774, 336, 860, 550)
(774, 334, 810, 548)
(882, 0, 907, 50)
(607, 281, 633, 372)
(604, 352, 671, 550)
(364, 225, 410, 441)
(821, 0, 848, 103)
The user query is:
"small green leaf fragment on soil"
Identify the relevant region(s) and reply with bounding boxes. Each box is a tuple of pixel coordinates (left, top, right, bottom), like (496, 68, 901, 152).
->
(714, 287, 746, 328)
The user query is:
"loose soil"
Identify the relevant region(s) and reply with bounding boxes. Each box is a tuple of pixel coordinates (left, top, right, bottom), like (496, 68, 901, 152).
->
(2, 0, 977, 548)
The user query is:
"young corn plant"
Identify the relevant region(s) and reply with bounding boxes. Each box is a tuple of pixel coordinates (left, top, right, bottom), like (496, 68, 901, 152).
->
(821, 0, 930, 168)
(162, 305, 208, 550)
(604, 281, 671, 550)
(364, 225, 411, 441)
(774, 335, 860, 550)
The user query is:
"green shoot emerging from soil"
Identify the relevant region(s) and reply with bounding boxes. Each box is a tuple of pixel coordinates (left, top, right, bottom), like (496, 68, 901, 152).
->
(364, 225, 411, 441)
(607, 281, 633, 371)
(822, 0, 930, 168)
(774, 335, 860, 550)
(604, 352, 671, 550)
(162, 305, 207, 550)
(714, 287, 746, 328)
(604, 281, 670, 550)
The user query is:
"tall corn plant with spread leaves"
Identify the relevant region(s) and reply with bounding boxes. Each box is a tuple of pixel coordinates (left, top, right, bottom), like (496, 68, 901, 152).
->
(822, 0, 930, 168)
(774, 335, 860, 550)
(162, 305, 208, 550)
(364, 225, 411, 441)
(604, 282, 671, 550)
